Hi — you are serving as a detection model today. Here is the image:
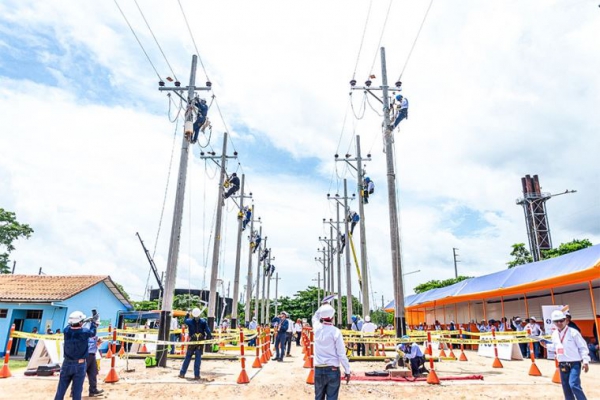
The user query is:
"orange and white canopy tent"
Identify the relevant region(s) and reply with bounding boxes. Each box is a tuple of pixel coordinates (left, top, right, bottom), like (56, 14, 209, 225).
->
(385, 245, 600, 334)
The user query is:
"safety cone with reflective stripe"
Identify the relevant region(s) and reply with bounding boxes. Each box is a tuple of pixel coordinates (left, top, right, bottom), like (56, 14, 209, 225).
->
(306, 331, 315, 384)
(552, 358, 561, 384)
(491, 327, 503, 368)
(458, 329, 468, 361)
(448, 348, 456, 359)
(526, 328, 542, 376)
(236, 331, 250, 384)
(252, 328, 262, 368)
(104, 328, 120, 383)
(0, 324, 15, 379)
(426, 331, 440, 385)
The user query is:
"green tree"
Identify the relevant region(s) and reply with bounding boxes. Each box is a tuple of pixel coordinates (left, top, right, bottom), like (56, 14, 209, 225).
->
(132, 300, 158, 311)
(507, 243, 533, 268)
(542, 239, 592, 259)
(114, 282, 131, 300)
(0, 208, 34, 274)
(413, 275, 472, 294)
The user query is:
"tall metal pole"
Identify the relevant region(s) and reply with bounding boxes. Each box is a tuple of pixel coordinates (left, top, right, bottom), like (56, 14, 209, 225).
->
(355, 136, 370, 317)
(381, 47, 405, 337)
(453, 248, 459, 279)
(245, 206, 256, 325)
(156, 55, 198, 367)
(343, 180, 353, 328)
(230, 175, 245, 329)
(207, 133, 228, 330)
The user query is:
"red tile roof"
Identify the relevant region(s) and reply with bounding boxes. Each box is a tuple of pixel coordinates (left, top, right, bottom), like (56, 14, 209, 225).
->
(0, 275, 130, 308)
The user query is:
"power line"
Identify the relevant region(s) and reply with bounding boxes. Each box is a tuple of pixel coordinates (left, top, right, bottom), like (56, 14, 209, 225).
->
(352, 0, 373, 81)
(113, 0, 162, 81)
(134, 0, 179, 81)
(368, 0, 393, 76)
(177, 0, 211, 83)
(397, 0, 435, 82)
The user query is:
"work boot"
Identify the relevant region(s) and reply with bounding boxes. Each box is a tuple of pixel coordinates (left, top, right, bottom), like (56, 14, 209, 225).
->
(89, 389, 104, 397)
(178, 374, 185, 379)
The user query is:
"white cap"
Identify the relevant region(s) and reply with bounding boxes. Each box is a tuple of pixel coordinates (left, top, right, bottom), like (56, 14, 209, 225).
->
(319, 304, 335, 319)
(364, 316, 371, 322)
(191, 308, 201, 318)
(68, 311, 86, 326)
(530, 316, 536, 321)
(551, 310, 566, 321)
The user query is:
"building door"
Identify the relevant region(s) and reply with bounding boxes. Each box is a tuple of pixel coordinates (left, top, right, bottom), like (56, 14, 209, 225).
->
(10, 319, 24, 356)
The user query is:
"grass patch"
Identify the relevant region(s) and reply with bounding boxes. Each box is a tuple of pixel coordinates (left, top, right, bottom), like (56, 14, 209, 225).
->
(8, 359, 29, 370)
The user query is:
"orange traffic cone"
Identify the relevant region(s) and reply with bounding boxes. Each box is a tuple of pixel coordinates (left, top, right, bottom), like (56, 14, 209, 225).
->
(0, 325, 15, 378)
(448, 348, 456, 359)
(426, 368, 440, 384)
(236, 331, 250, 384)
(459, 350, 468, 361)
(529, 362, 542, 376)
(306, 368, 315, 384)
(552, 359, 561, 384)
(375, 343, 381, 356)
(105, 346, 113, 359)
(438, 348, 447, 358)
(492, 357, 503, 368)
(118, 345, 125, 358)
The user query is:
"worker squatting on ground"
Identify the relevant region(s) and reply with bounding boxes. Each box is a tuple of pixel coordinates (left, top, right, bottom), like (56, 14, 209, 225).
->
(179, 308, 212, 380)
(362, 177, 374, 204)
(386, 342, 428, 377)
(192, 98, 208, 143)
(541, 310, 590, 400)
(54, 311, 98, 400)
(223, 173, 240, 199)
(312, 303, 351, 400)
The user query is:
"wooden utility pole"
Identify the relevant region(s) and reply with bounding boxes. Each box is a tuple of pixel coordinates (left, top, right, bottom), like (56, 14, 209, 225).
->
(155, 55, 210, 367)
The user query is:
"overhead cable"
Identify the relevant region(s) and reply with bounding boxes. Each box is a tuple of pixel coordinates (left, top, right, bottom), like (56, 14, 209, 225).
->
(397, 0, 435, 82)
(134, 0, 179, 81)
(113, 0, 162, 81)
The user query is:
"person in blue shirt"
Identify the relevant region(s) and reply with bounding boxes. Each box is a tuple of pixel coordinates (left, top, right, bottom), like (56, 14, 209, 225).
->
(392, 94, 408, 129)
(241, 206, 252, 231)
(54, 311, 98, 400)
(348, 211, 360, 235)
(192, 98, 208, 143)
(179, 307, 212, 380)
(273, 312, 289, 362)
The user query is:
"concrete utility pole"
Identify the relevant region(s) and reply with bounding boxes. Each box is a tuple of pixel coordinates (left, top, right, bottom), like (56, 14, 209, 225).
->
(342, 180, 353, 327)
(316, 246, 327, 296)
(274, 273, 281, 315)
(202, 132, 237, 331)
(335, 137, 371, 317)
(453, 248, 460, 279)
(257, 229, 265, 323)
(265, 252, 274, 324)
(323, 213, 344, 327)
(348, 47, 406, 337)
(245, 207, 259, 325)
(156, 55, 210, 367)
(231, 175, 251, 329)
(312, 272, 321, 305)
(260, 238, 268, 323)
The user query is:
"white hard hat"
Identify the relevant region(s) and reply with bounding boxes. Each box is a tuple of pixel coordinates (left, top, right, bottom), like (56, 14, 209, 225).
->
(68, 311, 86, 326)
(364, 315, 371, 322)
(551, 310, 566, 321)
(191, 308, 201, 318)
(319, 304, 335, 319)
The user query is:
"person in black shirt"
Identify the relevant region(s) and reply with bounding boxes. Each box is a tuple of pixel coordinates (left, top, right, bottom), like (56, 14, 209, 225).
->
(54, 311, 97, 400)
(223, 173, 240, 199)
(565, 311, 581, 332)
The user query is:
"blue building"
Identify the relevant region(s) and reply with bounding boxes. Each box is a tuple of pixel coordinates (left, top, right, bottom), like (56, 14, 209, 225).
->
(0, 275, 132, 357)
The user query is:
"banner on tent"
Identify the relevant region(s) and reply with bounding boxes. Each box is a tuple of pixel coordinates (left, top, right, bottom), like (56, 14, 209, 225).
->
(477, 334, 523, 361)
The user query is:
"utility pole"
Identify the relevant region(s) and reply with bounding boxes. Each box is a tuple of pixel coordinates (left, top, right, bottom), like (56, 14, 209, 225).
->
(231, 175, 251, 329)
(265, 255, 274, 324)
(453, 248, 460, 279)
(260, 238, 268, 323)
(312, 272, 321, 305)
(156, 55, 210, 367)
(245, 207, 259, 325)
(343, 181, 353, 327)
(274, 273, 281, 315)
(201, 132, 237, 331)
(257, 229, 265, 322)
(316, 246, 327, 296)
(335, 137, 371, 317)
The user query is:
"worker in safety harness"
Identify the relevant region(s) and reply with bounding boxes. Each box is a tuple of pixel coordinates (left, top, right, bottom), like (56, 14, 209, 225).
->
(223, 172, 240, 199)
(392, 93, 408, 129)
(192, 98, 208, 143)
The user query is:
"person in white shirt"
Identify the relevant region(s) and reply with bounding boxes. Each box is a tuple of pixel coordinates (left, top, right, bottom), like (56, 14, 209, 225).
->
(248, 317, 258, 347)
(477, 319, 490, 332)
(541, 310, 589, 400)
(312, 304, 350, 400)
(525, 316, 542, 358)
(294, 318, 303, 346)
(361, 315, 377, 357)
(403, 342, 427, 377)
(392, 93, 409, 128)
(169, 316, 179, 355)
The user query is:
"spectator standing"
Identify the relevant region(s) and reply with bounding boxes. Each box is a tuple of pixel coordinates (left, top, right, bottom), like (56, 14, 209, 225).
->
(361, 316, 377, 357)
(178, 308, 212, 380)
(25, 327, 38, 361)
(294, 318, 303, 346)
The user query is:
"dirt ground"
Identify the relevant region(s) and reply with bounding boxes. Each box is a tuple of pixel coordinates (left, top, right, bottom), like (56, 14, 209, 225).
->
(1, 344, 598, 400)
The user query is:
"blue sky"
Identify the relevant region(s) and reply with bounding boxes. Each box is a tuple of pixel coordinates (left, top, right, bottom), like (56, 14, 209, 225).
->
(1, 0, 599, 310)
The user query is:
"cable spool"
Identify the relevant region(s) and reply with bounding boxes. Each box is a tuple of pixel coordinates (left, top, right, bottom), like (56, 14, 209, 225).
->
(184, 121, 193, 136)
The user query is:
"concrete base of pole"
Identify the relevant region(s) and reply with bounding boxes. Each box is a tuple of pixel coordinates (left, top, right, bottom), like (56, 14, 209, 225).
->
(231, 318, 237, 330)
(157, 310, 171, 368)
(395, 316, 406, 338)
